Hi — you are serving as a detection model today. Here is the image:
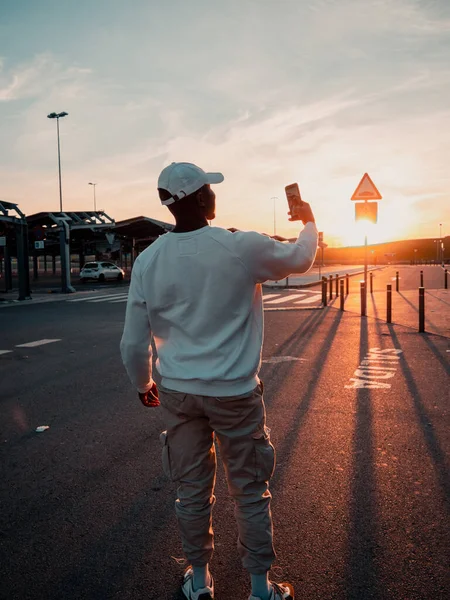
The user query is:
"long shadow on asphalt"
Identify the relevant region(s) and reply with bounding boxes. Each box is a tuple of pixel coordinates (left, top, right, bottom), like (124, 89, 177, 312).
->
(47, 473, 177, 600)
(420, 335, 450, 376)
(269, 310, 344, 489)
(387, 326, 450, 513)
(426, 290, 450, 306)
(345, 316, 382, 600)
(262, 307, 329, 384)
(396, 291, 446, 336)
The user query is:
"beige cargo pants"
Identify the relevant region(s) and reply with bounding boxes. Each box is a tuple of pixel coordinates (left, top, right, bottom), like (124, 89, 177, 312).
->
(159, 382, 276, 574)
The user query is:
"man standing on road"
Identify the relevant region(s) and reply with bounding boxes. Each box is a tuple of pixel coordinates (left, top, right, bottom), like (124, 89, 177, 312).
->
(120, 162, 317, 600)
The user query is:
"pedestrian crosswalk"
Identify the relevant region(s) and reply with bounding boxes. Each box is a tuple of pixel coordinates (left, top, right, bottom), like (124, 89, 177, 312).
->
(67, 292, 129, 304)
(66, 290, 322, 307)
(263, 291, 321, 306)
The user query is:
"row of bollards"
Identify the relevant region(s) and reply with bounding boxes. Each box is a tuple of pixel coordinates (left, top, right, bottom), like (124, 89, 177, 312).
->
(358, 281, 426, 332)
(323, 269, 447, 302)
(321, 268, 442, 333)
(322, 273, 350, 309)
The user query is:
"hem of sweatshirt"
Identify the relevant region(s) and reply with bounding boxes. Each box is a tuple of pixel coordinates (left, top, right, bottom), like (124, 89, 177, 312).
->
(160, 375, 260, 397)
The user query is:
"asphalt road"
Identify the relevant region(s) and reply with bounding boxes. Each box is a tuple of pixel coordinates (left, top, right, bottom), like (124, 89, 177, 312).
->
(343, 265, 447, 293)
(0, 293, 449, 600)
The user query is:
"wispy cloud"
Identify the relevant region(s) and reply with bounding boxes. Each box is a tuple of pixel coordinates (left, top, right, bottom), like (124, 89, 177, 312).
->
(0, 0, 449, 242)
(0, 54, 92, 102)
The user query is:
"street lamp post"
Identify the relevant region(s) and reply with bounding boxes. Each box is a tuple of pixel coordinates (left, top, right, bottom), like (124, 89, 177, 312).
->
(88, 182, 97, 211)
(47, 111, 68, 212)
(271, 197, 278, 236)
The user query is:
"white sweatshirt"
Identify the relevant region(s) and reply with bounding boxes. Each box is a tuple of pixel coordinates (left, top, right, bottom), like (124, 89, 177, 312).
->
(120, 222, 318, 397)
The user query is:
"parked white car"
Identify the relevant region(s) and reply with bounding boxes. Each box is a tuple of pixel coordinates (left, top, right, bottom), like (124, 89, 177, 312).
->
(80, 261, 125, 282)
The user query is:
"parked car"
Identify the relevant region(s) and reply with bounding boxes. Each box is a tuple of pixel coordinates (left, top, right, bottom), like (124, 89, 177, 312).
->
(80, 261, 125, 282)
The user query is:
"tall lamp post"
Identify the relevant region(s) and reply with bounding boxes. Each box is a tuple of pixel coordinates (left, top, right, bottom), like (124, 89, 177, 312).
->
(47, 111, 68, 212)
(88, 182, 97, 211)
(271, 197, 278, 236)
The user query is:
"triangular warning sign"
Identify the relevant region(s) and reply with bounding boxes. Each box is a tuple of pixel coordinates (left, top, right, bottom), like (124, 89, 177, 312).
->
(351, 173, 382, 201)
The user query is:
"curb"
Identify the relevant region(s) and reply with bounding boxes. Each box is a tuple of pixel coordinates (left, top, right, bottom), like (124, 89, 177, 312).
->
(262, 266, 384, 290)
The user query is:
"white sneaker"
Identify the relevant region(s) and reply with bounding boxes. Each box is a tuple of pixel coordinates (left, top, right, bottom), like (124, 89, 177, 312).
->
(249, 581, 295, 600)
(182, 566, 214, 600)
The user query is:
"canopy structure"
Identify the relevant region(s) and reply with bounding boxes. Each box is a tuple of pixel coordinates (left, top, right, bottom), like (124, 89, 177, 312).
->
(25, 211, 116, 293)
(0, 200, 30, 300)
(114, 216, 173, 246)
(0, 199, 26, 223)
(26, 210, 115, 233)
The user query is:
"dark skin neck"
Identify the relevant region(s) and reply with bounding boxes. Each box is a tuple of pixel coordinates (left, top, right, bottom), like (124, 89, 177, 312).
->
(172, 214, 209, 233)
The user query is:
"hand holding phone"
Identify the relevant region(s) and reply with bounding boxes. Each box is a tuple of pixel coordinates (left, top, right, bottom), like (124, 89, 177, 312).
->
(285, 183, 315, 225)
(285, 183, 304, 218)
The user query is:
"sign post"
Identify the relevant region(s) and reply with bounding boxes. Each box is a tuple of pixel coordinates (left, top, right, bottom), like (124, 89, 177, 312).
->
(318, 231, 323, 279)
(351, 173, 382, 296)
(318, 231, 327, 280)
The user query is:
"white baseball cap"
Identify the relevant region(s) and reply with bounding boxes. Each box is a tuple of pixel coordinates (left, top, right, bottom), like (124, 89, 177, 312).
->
(157, 162, 224, 205)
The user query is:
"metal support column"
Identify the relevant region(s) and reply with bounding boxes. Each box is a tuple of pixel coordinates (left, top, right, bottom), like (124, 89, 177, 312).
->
(16, 222, 31, 300)
(59, 221, 75, 293)
(4, 244, 12, 291)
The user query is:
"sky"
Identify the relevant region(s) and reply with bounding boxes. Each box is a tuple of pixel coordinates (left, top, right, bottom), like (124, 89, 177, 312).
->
(1, 0, 449, 246)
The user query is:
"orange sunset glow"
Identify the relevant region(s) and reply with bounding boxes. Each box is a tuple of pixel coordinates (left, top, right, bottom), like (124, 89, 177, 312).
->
(0, 1, 448, 246)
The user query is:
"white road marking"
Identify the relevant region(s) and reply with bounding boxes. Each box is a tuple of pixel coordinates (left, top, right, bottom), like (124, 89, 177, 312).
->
(109, 298, 128, 303)
(264, 294, 306, 305)
(264, 306, 322, 312)
(262, 356, 306, 363)
(88, 294, 128, 303)
(16, 339, 61, 348)
(263, 294, 282, 301)
(345, 347, 403, 389)
(68, 292, 128, 302)
(0, 350, 13, 355)
(294, 296, 322, 304)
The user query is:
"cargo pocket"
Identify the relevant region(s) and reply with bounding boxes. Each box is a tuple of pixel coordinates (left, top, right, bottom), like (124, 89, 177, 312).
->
(160, 430, 174, 481)
(252, 426, 276, 482)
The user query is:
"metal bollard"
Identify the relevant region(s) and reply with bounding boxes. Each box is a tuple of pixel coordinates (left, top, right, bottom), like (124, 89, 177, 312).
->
(445, 269, 448, 290)
(340, 279, 344, 311)
(329, 275, 333, 300)
(396, 271, 399, 292)
(420, 270, 423, 287)
(335, 274, 339, 296)
(346, 273, 349, 295)
(387, 284, 392, 323)
(419, 287, 425, 333)
(322, 278, 327, 306)
(360, 282, 366, 316)
(370, 271, 373, 294)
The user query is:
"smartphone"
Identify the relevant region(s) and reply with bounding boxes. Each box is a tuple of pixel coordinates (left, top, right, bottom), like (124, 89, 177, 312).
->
(285, 183, 304, 218)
